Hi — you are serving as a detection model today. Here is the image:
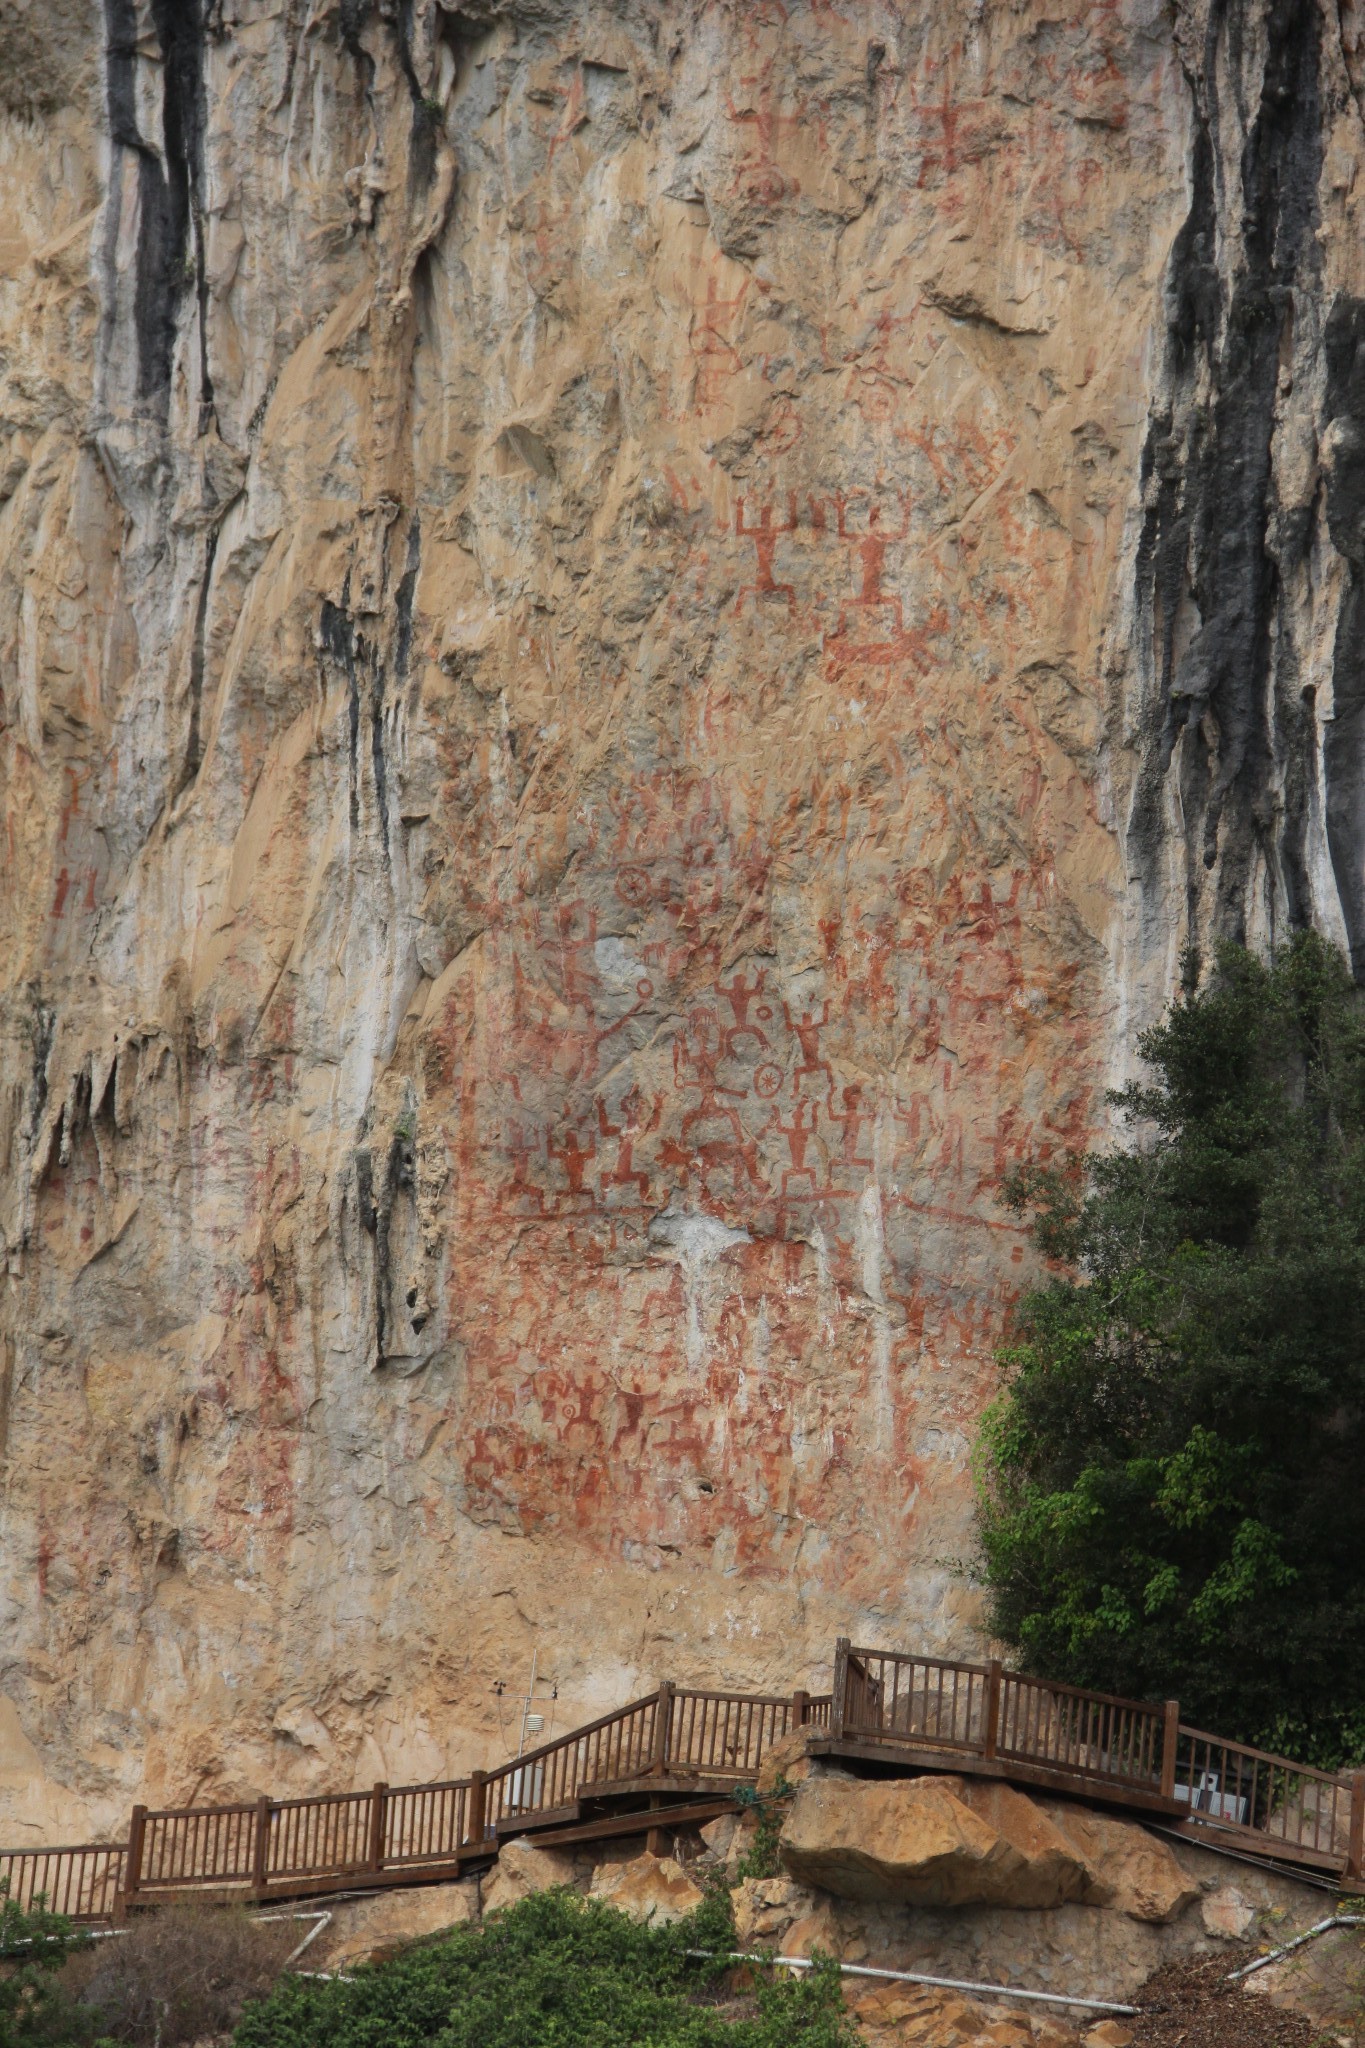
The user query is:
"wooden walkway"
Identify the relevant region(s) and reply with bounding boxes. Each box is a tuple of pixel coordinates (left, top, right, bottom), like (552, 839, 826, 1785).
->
(4, 1638, 1362, 1922)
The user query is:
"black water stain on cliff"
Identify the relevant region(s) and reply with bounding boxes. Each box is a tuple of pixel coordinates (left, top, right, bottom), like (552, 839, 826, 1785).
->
(1131, 0, 1323, 951)
(353, 1128, 419, 1366)
(319, 584, 394, 860)
(395, 516, 421, 683)
(177, 526, 220, 799)
(102, 0, 210, 408)
(320, 589, 364, 833)
(25, 992, 55, 1147)
(1324, 300, 1365, 970)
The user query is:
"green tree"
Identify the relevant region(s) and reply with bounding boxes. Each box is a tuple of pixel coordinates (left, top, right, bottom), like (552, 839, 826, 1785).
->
(976, 932, 1365, 1764)
(0, 1882, 94, 2047)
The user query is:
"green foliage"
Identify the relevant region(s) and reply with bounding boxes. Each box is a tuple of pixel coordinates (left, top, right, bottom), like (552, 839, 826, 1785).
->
(733, 1780, 793, 1883)
(0, 1884, 96, 2047)
(231, 1888, 854, 2048)
(976, 933, 1365, 1762)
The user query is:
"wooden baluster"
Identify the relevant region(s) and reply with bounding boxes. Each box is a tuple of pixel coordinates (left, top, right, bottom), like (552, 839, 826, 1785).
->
(117, 1805, 147, 1924)
(982, 1660, 1002, 1761)
(792, 1689, 810, 1728)
(367, 1782, 388, 1875)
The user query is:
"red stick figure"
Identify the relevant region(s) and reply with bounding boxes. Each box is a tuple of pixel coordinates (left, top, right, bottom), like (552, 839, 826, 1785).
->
(719, 968, 772, 1057)
(773, 1099, 821, 1198)
(734, 495, 798, 614)
(783, 998, 833, 1093)
(547, 1126, 596, 1206)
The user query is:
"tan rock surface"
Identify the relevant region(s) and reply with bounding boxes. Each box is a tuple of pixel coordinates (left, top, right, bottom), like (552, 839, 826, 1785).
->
(733, 1873, 820, 1944)
(480, 1836, 583, 1916)
(1038, 1803, 1198, 1924)
(314, 1877, 479, 1968)
(587, 1851, 703, 1924)
(2, 0, 1365, 1841)
(780, 1774, 1096, 1909)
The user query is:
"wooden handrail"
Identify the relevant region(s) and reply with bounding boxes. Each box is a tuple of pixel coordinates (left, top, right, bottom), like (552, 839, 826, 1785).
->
(481, 1691, 660, 1786)
(1176, 1722, 1348, 1779)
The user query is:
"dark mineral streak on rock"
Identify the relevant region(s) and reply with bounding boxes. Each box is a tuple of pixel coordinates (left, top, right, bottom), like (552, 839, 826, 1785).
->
(1324, 298, 1365, 971)
(1132, 0, 1323, 953)
(102, 0, 209, 407)
(395, 517, 421, 684)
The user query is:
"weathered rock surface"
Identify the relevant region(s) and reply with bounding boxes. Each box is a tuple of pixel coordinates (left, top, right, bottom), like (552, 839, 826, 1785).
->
(479, 1835, 583, 1916)
(1037, 1802, 1198, 1925)
(588, 1851, 703, 1924)
(4, 0, 1365, 1837)
(719, 1830, 1330, 2008)
(732, 1873, 820, 1944)
(780, 1774, 1097, 1909)
(315, 1876, 480, 1969)
(849, 1982, 1078, 2048)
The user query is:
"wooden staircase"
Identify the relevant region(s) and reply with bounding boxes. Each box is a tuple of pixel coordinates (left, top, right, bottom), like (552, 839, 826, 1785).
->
(4, 1642, 1360, 1923)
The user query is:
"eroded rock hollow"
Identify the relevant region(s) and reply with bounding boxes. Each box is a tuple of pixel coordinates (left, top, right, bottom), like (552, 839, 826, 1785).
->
(2, 0, 1363, 1837)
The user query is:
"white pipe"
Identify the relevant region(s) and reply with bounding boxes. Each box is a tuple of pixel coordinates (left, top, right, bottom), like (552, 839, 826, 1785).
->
(1226, 1914, 1365, 1982)
(686, 1950, 1138, 2015)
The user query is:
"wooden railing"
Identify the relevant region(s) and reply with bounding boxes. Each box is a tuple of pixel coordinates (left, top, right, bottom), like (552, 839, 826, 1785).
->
(1171, 1726, 1363, 1873)
(833, 1639, 1169, 1790)
(996, 1670, 1166, 1788)
(0, 1842, 126, 1921)
(481, 1692, 661, 1835)
(5, 1648, 1363, 1921)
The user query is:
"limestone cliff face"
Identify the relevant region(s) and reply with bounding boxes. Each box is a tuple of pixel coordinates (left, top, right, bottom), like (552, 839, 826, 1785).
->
(0, 0, 1359, 1839)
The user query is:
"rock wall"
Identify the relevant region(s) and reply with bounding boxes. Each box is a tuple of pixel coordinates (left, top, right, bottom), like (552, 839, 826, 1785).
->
(1, 0, 1364, 1838)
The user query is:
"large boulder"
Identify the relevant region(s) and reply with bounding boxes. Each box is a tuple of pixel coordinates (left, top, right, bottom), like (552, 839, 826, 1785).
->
(588, 1852, 704, 1924)
(1038, 1803, 1198, 1925)
(315, 1878, 479, 1969)
(779, 1774, 1098, 1909)
(480, 1836, 582, 1915)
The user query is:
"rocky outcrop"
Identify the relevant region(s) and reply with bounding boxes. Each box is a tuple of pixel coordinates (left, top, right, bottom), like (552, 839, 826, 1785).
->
(6, 0, 1365, 1837)
(1037, 1804, 1198, 1926)
(588, 1851, 704, 1924)
(780, 1775, 1098, 1910)
(478, 1835, 583, 1917)
(314, 1876, 480, 1970)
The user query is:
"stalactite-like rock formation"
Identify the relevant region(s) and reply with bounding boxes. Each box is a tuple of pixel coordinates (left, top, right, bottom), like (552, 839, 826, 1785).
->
(1, 0, 1363, 1839)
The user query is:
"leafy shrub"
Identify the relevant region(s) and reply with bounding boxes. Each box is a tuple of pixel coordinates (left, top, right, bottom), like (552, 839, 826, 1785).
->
(977, 933, 1365, 1761)
(232, 1887, 854, 2048)
(733, 1780, 793, 1883)
(0, 1881, 95, 2047)
(68, 1903, 297, 2046)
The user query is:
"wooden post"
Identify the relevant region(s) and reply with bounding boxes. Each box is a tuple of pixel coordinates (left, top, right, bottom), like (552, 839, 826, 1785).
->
(250, 1796, 271, 1899)
(1348, 1771, 1365, 1885)
(117, 1805, 147, 1922)
(652, 1682, 675, 1776)
(831, 1638, 850, 1741)
(367, 1782, 388, 1875)
(982, 1660, 1003, 1761)
(646, 1793, 669, 1859)
(465, 1771, 487, 1850)
(792, 1689, 810, 1728)
(1160, 1701, 1181, 1802)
